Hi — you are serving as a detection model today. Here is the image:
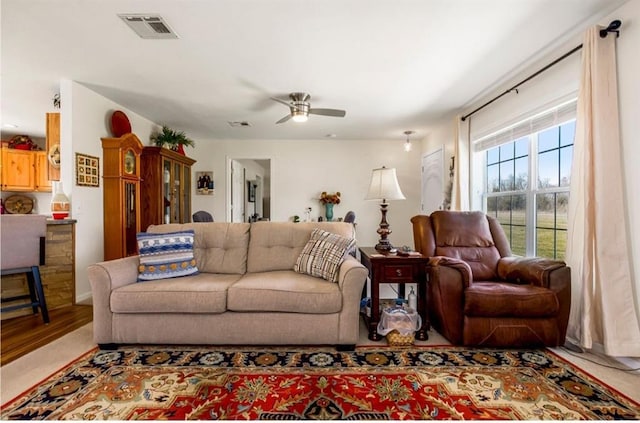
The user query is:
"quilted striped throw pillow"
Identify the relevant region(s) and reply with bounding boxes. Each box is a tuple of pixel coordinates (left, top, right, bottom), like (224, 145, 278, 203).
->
(294, 228, 356, 282)
(137, 230, 198, 281)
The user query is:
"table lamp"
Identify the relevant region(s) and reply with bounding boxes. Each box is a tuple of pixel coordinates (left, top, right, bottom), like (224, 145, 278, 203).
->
(365, 166, 405, 252)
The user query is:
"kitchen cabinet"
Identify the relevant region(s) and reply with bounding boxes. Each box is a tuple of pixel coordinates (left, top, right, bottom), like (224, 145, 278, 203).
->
(140, 146, 196, 231)
(46, 112, 61, 182)
(0, 148, 52, 192)
(1, 148, 35, 191)
(35, 151, 52, 191)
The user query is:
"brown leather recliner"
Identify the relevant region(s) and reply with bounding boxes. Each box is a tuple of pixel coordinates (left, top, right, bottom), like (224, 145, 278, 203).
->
(411, 211, 570, 347)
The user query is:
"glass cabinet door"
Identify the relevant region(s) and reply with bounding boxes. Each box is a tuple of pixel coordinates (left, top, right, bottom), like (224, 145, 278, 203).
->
(173, 161, 181, 222)
(163, 159, 171, 224)
(183, 164, 191, 222)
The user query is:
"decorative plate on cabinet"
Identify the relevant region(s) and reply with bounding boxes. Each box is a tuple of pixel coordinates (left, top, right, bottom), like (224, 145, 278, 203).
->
(110, 110, 132, 137)
(48, 143, 61, 168)
(4, 194, 34, 214)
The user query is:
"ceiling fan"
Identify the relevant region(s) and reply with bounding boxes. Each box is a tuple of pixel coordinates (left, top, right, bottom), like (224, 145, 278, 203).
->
(272, 92, 346, 124)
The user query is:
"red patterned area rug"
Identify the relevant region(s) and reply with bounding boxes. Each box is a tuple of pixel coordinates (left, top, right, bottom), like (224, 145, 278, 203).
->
(2, 346, 639, 420)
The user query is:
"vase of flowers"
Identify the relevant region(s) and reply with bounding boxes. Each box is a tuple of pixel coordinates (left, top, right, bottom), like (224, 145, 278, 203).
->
(319, 191, 341, 221)
(325, 203, 334, 221)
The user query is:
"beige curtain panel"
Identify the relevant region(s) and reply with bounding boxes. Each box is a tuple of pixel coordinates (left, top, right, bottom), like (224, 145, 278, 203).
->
(566, 26, 640, 357)
(452, 116, 470, 211)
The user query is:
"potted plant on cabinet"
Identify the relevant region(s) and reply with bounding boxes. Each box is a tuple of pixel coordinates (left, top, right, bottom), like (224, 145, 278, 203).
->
(150, 125, 195, 155)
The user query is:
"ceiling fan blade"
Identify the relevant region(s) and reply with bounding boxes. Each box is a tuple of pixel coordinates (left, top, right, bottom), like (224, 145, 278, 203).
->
(309, 108, 346, 118)
(270, 96, 300, 110)
(276, 114, 292, 124)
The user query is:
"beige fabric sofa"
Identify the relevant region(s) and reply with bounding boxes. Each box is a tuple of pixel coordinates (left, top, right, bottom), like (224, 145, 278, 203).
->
(88, 221, 368, 350)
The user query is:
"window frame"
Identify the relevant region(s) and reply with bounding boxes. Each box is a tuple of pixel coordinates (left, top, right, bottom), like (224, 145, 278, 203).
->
(479, 119, 575, 259)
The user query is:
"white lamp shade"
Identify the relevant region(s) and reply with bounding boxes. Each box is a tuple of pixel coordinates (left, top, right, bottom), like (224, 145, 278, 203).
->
(365, 167, 406, 201)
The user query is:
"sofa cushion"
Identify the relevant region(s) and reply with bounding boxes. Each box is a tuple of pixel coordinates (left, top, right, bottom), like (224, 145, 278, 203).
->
(247, 222, 355, 273)
(464, 282, 559, 317)
(294, 228, 355, 282)
(147, 222, 250, 274)
(227, 270, 342, 314)
(137, 230, 198, 281)
(111, 273, 242, 313)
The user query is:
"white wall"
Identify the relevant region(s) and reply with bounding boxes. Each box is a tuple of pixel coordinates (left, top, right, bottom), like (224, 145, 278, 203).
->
(190, 139, 422, 249)
(61, 80, 158, 302)
(424, 0, 640, 323)
(422, 115, 455, 170)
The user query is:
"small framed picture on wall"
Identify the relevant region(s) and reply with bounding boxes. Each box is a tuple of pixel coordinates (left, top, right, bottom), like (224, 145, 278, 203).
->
(196, 171, 214, 195)
(75, 153, 100, 187)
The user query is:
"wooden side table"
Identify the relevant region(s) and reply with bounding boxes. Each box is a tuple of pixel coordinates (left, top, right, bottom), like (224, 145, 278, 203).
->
(359, 247, 430, 341)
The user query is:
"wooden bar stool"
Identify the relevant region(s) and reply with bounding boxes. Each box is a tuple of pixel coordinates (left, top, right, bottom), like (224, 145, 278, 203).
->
(1, 214, 50, 323)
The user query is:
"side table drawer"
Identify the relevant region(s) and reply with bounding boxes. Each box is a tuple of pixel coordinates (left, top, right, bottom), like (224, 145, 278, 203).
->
(382, 265, 413, 281)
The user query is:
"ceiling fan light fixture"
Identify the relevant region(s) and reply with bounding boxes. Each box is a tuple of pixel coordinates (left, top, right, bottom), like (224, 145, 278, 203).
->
(291, 112, 308, 123)
(291, 101, 309, 122)
(272, 92, 345, 124)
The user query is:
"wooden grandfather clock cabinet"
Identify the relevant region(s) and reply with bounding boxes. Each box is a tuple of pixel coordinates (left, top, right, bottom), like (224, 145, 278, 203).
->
(101, 133, 143, 261)
(140, 146, 196, 231)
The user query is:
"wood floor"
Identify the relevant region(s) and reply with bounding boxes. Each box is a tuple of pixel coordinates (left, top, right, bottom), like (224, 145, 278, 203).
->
(1, 305, 93, 366)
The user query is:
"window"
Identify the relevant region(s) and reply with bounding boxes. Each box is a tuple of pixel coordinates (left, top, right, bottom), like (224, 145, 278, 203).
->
(484, 120, 575, 259)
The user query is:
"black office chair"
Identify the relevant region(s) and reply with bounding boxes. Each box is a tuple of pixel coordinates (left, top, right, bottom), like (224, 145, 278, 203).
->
(1, 214, 50, 323)
(192, 210, 214, 222)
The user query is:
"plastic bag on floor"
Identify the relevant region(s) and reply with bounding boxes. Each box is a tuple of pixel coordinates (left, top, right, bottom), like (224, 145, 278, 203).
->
(377, 307, 422, 336)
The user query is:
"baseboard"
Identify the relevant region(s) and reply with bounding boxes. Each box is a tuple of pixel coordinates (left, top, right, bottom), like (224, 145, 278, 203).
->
(563, 339, 584, 353)
(75, 292, 93, 305)
(590, 342, 640, 369)
(564, 338, 640, 370)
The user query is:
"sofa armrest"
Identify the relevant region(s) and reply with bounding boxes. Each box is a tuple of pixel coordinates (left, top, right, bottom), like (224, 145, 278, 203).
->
(497, 256, 566, 288)
(428, 256, 473, 288)
(337, 255, 368, 292)
(87, 255, 140, 344)
(336, 255, 368, 344)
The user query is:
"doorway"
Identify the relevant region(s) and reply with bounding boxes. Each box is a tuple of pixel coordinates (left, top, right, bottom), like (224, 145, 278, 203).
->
(227, 158, 271, 222)
(421, 147, 445, 214)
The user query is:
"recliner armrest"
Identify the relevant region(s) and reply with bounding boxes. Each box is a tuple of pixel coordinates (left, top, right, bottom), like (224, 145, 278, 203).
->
(497, 256, 566, 287)
(428, 256, 473, 288)
(426, 256, 469, 344)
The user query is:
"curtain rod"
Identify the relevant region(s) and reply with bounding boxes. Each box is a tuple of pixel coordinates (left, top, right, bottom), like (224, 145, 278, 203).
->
(460, 19, 622, 122)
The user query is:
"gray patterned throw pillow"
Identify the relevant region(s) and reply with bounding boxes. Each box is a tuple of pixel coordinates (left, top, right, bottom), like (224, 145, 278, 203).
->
(294, 228, 356, 282)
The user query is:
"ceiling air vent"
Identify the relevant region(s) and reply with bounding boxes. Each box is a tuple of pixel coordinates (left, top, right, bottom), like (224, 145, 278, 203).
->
(228, 121, 252, 127)
(118, 14, 178, 39)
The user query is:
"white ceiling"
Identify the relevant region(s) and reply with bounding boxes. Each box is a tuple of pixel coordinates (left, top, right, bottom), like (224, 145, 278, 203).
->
(0, 0, 626, 143)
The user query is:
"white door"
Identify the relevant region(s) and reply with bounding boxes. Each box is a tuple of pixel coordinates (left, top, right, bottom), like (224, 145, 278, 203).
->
(231, 160, 245, 222)
(421, 147, 445, 214)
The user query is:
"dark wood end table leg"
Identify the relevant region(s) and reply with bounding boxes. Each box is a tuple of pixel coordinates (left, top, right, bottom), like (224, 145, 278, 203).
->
(368, 322, 380, 341)
(369, 279, 381, 341)
(416, 326, 429, 341)
(416, 275, 429, 340)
